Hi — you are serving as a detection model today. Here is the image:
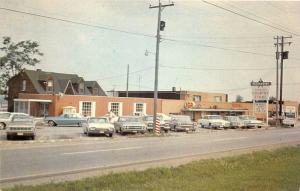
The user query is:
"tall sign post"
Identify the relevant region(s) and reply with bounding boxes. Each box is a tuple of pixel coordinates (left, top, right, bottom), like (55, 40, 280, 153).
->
(251, 79, 271, 126)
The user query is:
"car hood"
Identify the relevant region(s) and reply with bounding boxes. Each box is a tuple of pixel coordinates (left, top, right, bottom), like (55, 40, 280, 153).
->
(9, 122, 35, 128)
(88, 123, 113, 129)
(243, 120, 263, 124)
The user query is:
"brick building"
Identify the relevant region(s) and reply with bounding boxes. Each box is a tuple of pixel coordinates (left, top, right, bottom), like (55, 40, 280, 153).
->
(7, 69, 106, 116)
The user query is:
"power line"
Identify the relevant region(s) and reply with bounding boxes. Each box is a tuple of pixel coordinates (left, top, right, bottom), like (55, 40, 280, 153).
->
(96, 67, 154, 81)
(160, 65, 300, 71)
(219, 1, 298, 36)
(0, 7, 155, 38)
(201, 0, 300, 37)
(162, 37, 274, 57)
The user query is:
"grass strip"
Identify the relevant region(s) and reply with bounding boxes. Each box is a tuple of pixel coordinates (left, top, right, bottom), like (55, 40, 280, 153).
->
(5, 145, 300, 191)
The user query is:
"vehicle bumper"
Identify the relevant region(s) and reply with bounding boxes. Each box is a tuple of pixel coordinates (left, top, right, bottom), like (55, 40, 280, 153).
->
(245, 123, 263, 128)
(121, 128, 146, 133)
(175, 126, 195, 131)
(7, 131, 35, 137)
(87, 129, 114, 135)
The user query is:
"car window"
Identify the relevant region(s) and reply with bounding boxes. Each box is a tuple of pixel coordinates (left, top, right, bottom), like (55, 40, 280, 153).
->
(64, 114, 70, 118)
(0, 113, 10, 119)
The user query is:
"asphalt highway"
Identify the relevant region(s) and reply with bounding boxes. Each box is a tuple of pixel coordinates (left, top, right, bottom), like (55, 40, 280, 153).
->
(1, 126, 300, 186)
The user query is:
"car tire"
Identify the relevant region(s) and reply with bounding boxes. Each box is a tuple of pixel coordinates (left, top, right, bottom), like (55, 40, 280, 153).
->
(78, 122, 82, 127)
(164, 129, 169, 133)
(30, 135, 35, 140)
(0, 122, 6, 130)
(48, 120, 56, 127)
(6, 134, 11, 140)
(108, 133, 113, 137)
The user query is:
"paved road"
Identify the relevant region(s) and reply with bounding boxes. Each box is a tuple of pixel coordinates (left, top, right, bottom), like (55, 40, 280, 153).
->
(1, 126, 300, 185)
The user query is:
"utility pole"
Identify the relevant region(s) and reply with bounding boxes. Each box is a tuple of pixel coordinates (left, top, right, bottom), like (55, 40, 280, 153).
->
(274, 36, 279, 127)
(274, 36, 292, 125)
(150, 0, 174, 133)
(126, 64, 129, 97)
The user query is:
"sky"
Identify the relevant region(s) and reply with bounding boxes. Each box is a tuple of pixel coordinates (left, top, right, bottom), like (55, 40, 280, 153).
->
(0, 0, 300, 102)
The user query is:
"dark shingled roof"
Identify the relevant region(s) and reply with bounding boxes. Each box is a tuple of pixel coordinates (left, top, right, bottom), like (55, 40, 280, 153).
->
(23, 69, 106, 96)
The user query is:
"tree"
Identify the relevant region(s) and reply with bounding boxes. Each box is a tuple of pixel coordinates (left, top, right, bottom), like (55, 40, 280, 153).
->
(235, 95, 243, 102)
(0, 36, 43, 93)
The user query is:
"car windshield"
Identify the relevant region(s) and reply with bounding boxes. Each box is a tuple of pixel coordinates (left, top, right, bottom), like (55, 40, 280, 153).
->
(285, 113, 295, 118)
(0, 113, 10, 119)
(227, 117, 238, 121)
(12, 115, 33, 123)
(239, 116, 256, 120)
(89, 118, 107, 123)
(144, 116, 153, 121)
(119, 117, 140, 122)
(143, 116, 162, 122)
(173, 116, 192, 123)
(207, 115, 222, 120)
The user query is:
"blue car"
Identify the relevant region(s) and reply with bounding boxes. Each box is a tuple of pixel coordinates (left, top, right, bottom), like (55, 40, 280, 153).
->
(45, 113, 86, 127)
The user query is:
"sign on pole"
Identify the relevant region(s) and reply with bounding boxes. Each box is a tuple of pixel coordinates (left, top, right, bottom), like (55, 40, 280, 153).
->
(251, 79, 271, 125)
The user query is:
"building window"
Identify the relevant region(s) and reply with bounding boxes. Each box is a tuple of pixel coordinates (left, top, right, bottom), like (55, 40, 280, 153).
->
(193, 95, 201, 102)
(47, 80, 53, 93)
(81, 102, 92, 117)
(79, 82, 84, 94)
(93, 88, 98, 95)
(109, 102, 122, 116)
(21, 80, 26, 91)
(214, 96, 222, 102)
(134, 103, 146, 115)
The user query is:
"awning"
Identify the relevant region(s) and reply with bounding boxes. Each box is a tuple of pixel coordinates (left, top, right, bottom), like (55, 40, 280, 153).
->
(184, 108, 248, 112)
(14, 99, 52, 103)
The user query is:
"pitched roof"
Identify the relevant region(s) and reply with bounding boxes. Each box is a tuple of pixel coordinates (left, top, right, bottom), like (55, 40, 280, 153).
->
(23, 69, 105, 96)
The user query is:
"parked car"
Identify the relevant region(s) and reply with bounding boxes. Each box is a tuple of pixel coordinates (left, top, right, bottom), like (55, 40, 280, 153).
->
(6, 114, 36, 140)
(169, 115, 196, 132)
(142, 115, 170, 133)
(282, 113, 297, 127)
(198, 115, 230, 129)
(83, 117, 114, 137)
(0, 112, 11, 130)
(238, 115, 264, 128)
(114, 116, 147, 135)
(0, 112, 29, 130)
(45, 113, 86, 127)
(224, 116, 244, 129)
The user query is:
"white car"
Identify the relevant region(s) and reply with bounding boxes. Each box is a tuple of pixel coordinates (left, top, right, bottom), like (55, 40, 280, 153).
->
(0, 112, 29, 130)
(198, 115, 230, 129)
(282, 113, 297, 127)
(238, 115, 264, 128)
(224, 116, 244, 128)
(6, 114, 36, 140)
(83, 117, 115, 137)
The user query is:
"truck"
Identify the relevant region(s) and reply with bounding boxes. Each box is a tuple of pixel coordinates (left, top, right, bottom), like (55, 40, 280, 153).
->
(282, 106, 297, 127)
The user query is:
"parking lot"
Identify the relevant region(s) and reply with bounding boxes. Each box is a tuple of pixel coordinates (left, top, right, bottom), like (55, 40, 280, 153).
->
(0, 123, 280, 144)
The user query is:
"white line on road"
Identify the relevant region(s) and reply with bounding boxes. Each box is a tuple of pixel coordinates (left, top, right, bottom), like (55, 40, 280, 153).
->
(213, 137, 248, 142)
(62, 146, 143, 155)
